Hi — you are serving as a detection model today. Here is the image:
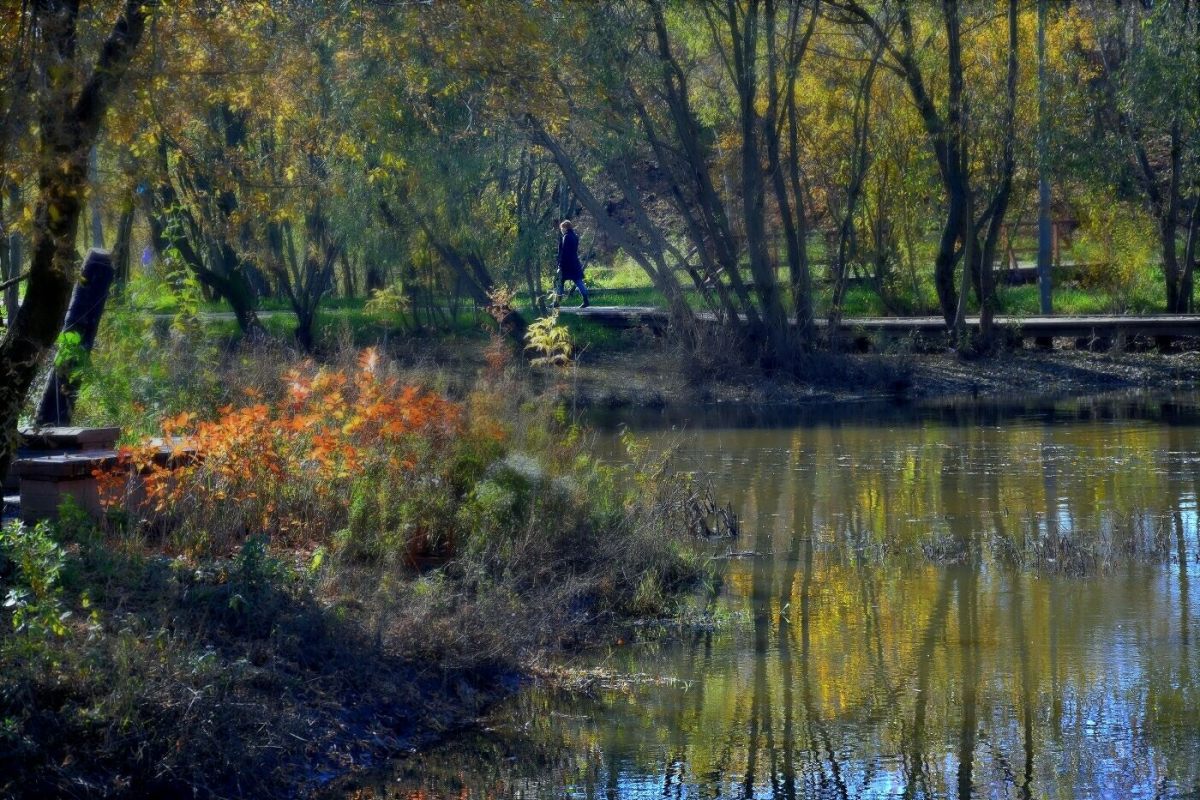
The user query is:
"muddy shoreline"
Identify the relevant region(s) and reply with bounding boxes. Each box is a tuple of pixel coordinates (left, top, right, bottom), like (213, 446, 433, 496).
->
(541, 344, 1200, 410)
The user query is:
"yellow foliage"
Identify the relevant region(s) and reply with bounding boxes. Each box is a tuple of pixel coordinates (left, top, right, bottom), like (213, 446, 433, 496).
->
(523, 311, 574, 368)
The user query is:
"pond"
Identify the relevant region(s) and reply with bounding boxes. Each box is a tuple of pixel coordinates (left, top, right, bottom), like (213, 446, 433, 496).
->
(376, 393, 1200, 799)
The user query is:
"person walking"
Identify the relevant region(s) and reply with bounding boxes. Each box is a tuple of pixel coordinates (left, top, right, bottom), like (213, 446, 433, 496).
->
(556, 219, 590, 308)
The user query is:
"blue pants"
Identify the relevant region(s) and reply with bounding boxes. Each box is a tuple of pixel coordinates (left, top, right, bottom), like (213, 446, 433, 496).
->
(556, 276, 589, 302)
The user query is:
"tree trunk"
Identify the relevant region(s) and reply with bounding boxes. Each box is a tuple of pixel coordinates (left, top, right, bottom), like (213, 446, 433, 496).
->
(731, 0, 792, 365)
(977, 0, 1020, 348)
(1183, 197, 1199, 313)
(111, 199, 134, 292)
(1036, 0, 1053, 317)
(36, 250, 115, 426)
(764, 0, 818, 346)
(144, 196, 265, 336)
(954, 176, 973, 345)
(88, 143, 104, 248)
(828, 41, 884, 341)
(0, 189, 10, 327)
(647, 1, 762, 327)
(4, 185, 21, 325)
(1163, 120, 1184, 314)
(0, 0, 152, 479)
(340, 250, 356, 299)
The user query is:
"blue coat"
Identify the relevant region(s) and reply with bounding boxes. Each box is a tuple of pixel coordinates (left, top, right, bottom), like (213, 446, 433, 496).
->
(557, 229, 583, 281)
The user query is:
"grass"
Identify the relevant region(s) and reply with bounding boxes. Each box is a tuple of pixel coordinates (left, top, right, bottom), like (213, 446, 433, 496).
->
(998, 282, 1166, 315)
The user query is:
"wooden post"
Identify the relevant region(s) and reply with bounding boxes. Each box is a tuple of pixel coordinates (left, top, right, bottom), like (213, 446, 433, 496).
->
(35, 249, 115, 426)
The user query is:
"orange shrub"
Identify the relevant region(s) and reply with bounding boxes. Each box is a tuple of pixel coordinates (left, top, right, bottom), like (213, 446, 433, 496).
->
(97, 348, 470, 554)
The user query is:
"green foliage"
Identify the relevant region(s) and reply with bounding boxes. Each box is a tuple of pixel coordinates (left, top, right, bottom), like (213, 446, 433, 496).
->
(364, 283, 411, 326)
(0, 520, 70, 640)
(71, 271, 222, 436)
(52, 330, 87, 376)
(1072, 195, 1161, 312)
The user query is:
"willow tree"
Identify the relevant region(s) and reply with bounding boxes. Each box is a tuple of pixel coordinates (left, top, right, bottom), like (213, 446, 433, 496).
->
(523, 1, 829, 367)
(112, 3, 280, 336)
(830, 0, 1020, 342)
(0, 0, 153, 478)
(1085, 1, 1200, 314)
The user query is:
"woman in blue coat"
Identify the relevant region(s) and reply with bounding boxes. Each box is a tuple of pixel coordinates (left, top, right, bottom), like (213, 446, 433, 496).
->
(556, 219, 590, 308)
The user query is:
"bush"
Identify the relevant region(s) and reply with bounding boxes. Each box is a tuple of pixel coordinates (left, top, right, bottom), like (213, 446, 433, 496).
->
(0, 520, 70, 642)
(1072, 193, 1160, 312)
(97, 348, 467, 555)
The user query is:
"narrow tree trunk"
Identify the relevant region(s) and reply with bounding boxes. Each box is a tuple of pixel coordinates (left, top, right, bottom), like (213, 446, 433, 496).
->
(0, 188, 10, 327)
(36, 250, 115, 426)
(978, 0, 1020, 348)
(1163, 120, 1184, 313)
(1163, 218, 1182, 313)
(763, 0, 817, 347)
(4, 184, 20, 324)
(339, 250, 356, 299)
(1183, 197, 1199, 313)
(111, 200, 134, 292)
(88, 144, 104, 248)
(828, 41, 883, 341)
(732, 0, 792, 365)
(1036, 0, 1053, 317)
(954, 186, 973, 346)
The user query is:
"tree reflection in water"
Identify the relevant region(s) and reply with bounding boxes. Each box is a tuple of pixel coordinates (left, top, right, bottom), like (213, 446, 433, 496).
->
(370, 396, 1200, 799)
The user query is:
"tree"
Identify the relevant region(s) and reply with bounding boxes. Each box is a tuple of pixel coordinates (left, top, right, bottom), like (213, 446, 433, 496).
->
(528, 0, 820, 367)
(830, 0, 1020, 343)
(0, 2, 37, 328)
(0, 0, 153, 478)
(1086, 1, 1200, 314)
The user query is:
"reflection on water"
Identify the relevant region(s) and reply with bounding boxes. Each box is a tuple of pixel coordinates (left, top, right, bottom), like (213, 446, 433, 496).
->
(375, 395, 1200, 799)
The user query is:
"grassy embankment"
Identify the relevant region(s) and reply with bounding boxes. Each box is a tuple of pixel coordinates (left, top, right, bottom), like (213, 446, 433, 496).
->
(0, 333, 717, 798)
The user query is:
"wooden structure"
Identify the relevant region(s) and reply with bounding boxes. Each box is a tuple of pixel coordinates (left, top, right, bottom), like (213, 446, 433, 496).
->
(14, 451, 121, 522)
(2, 427, 121, 493)
(4, 427, 121, 522)
(6, 427, 194, 524)
(999, 218, 1076, 271)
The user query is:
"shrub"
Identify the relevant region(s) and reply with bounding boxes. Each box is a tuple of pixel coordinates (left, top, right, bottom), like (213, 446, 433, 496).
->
(0, 520, 70, 642)
(97, 348, 468, 555)
(90, 345, 714, 624)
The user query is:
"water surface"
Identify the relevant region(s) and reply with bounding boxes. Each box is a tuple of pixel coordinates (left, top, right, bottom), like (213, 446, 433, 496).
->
(381, 394, 1200, 799)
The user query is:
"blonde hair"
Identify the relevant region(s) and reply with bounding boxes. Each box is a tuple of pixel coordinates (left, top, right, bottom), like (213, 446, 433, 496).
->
(559, 219, 574, 231)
